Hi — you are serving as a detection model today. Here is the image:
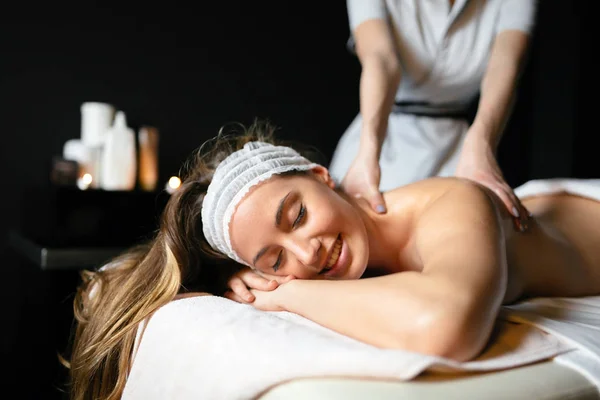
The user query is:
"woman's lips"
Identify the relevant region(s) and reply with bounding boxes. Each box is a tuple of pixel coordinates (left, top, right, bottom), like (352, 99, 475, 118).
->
(325, 234, 348, 278)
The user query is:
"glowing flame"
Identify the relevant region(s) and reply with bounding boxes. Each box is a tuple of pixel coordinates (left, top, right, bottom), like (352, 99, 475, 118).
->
(77, 173, 93, 190)
(166, 176, 181, 194)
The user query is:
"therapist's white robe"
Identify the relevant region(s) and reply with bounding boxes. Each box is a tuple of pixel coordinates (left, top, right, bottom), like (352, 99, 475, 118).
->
(328, 0, 537, 191)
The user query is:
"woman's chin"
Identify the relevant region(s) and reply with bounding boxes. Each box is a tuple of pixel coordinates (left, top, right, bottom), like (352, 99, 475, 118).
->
(352, 263, 369, 279)
(338, 261, 367, 280)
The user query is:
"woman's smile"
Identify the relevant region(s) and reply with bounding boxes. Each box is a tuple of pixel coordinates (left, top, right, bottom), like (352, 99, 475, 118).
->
(322, 234, 349, 278)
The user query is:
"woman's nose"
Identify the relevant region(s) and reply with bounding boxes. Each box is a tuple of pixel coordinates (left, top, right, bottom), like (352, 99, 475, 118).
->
(286, 236, 321, 269)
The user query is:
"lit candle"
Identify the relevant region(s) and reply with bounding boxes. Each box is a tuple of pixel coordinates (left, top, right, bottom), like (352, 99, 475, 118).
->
(165, 176, 181, 194)
(77, 173, 93, 190)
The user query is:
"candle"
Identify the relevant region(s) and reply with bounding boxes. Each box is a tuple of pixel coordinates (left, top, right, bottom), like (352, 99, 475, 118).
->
(165, 176, 181, 194)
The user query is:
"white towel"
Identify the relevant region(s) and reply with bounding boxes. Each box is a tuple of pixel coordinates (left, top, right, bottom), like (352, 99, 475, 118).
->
(121, 179, 600, 399)
(503, 297, 600, 387)
(122, 296, 575, 400)
(514, 178, 600, 201)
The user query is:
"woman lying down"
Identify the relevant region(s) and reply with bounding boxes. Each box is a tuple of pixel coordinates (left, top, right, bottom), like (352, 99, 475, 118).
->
(65, 122, 600, 400)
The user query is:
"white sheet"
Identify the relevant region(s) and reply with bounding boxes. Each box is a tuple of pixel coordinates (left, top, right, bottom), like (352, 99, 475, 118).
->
(514, 178, 600, 201)
(122, 296, 578, 400)
(503, 297, 600, 387)
(122, 179, 600, 399)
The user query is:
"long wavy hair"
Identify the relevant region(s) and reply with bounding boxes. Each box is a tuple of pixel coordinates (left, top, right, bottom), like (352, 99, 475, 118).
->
(61, 119, 321, 400)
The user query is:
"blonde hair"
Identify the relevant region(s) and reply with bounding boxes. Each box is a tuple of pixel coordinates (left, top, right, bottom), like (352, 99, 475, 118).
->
(62, 120, 305, 400)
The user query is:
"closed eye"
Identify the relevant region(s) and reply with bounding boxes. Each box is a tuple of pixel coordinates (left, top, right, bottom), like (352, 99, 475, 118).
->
(272, 250, 283, 272)
(292, 203, 306, 229)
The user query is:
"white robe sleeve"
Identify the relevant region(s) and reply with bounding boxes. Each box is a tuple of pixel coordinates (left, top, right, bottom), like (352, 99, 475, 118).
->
(346, 0, 387, 32)
(345, 0, 388, 54)
(496, 0, 538, 35)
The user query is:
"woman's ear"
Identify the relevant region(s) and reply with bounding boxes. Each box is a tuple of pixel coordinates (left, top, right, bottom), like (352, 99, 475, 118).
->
(311, 165, 336, 189)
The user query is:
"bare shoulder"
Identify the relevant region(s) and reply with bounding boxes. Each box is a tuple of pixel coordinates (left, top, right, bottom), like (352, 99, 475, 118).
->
(383, 177, 491, 214)
(404, 178, 508, 303)
(418, 178, 501, 227)
(381, 176, 504, 261)
(409, 177, 505, 264)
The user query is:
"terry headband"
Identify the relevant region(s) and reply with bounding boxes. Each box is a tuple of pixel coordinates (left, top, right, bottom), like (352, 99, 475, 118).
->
(201, 141, 320, 265)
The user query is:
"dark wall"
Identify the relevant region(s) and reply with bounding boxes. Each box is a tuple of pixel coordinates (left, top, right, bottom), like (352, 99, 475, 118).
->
(0, 1, 593, 399)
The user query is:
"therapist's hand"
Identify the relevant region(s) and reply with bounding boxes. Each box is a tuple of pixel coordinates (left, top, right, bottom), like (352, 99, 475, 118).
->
(341, 149, 387, 214)
(455, 133, 530, 232)
(225, 267, 296, 304)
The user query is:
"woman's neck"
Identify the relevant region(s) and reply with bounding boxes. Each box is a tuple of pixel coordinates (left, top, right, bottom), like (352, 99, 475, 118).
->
(342, 191, 417, 272)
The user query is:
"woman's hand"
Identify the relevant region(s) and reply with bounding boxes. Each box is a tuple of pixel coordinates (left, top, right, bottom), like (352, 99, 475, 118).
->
(224, 267, 295, 303)
(246, 288, 286, 312)
(224, 279, 294, 312)
(455, 132, 529, 232)
(341, 149, 387, 214)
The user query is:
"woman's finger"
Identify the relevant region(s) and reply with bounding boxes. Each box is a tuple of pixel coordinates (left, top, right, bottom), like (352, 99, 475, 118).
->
(492, 186, 521, 231)
(259, 272, 296, 285)
(494, 186, 528, 233)
(365, 187, 387, 214)
(240, 271, 279, 291)
(507, 190, 530, 230)
(227, 276, 255, 302)
(499, 182, 530, 232)
(492, 186, 517, 217)
(224, 290, 249, 304)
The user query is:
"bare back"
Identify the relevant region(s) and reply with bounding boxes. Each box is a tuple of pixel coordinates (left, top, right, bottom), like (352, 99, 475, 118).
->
(372, 178, 600, 304)
(508, 193, 600, 301)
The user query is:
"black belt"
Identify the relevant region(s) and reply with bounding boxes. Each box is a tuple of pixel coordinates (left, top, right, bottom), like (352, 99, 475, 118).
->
(392, 101, 470, 119)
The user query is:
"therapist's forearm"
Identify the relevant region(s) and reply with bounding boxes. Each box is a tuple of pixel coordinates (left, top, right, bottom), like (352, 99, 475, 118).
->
(358, 54, 401, 159)
(470, 31, 530, 150)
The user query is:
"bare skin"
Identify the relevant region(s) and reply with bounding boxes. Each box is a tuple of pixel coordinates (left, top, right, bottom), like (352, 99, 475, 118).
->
(367, 178, 600, 304)
(197, 172, 600, 360)
(228, 175, 600, 305)
(507, 193, 600, 299)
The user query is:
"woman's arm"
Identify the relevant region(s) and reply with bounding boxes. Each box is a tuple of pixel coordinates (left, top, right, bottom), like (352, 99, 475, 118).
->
(271, 181, 507, 361)
(413, 180, 508, 359)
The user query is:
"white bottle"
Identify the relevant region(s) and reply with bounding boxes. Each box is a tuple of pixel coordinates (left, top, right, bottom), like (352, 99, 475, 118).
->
(101, 111, 137, 191)
(74, 102, 115, 188)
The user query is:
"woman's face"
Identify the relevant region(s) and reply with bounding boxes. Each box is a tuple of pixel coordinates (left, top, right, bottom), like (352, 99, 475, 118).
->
(229, 167, 369, 280)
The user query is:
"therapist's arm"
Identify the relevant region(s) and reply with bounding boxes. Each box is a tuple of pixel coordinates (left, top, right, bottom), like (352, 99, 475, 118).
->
(341, 19, 401, 213)
(456, 30, 531, 227)
(354, 19, 401, 159)
(469, 30, 530, 149)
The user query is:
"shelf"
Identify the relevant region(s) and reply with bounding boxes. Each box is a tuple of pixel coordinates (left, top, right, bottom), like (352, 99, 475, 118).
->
(8, 230, 126, 271)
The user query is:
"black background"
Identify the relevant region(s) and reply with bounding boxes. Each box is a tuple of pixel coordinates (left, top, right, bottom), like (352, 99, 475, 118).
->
(0, 1, 595, 398)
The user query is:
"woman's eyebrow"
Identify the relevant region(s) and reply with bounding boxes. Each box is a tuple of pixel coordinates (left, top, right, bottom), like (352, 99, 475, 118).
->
(253, 247, 268, 267)
(275, 191, 292, 227)
(253, 191, 292, 266)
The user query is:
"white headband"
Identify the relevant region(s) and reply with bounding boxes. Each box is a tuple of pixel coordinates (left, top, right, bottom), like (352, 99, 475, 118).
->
(200, 141, 320, 265)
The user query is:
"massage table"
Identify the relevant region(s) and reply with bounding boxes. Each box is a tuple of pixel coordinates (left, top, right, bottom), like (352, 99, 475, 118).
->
(260, 361, 599, 400)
